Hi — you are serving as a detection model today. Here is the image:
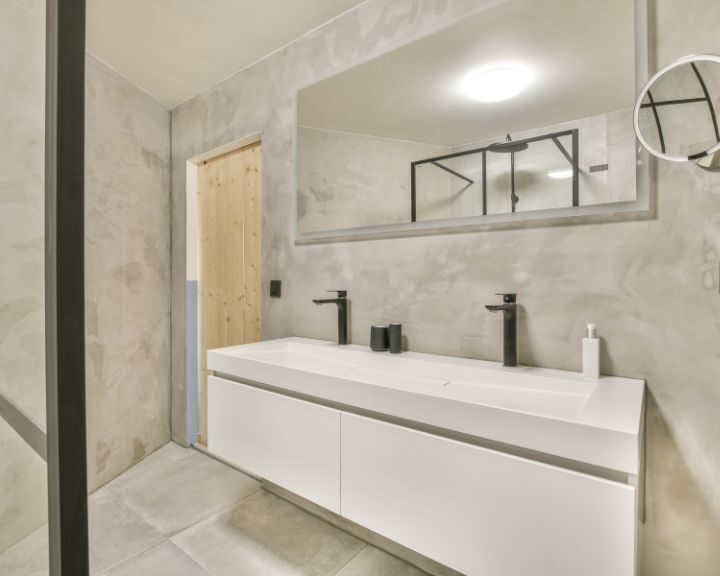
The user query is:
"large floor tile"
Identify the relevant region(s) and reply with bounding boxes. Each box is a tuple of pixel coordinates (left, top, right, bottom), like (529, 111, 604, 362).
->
(109, 442, 192, 478)
(172, 490, 365, 576)
(89, 488, 165, 574)
(106, 444, 260, 536)
(0, 524, 48, 576)
(98, 541, 210, 576)
(335, 546, 428, 576)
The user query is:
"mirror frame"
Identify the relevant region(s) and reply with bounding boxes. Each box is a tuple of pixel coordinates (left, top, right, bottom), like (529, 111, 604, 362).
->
(294, 0, 651, 245)
(633, 53, 720, 163)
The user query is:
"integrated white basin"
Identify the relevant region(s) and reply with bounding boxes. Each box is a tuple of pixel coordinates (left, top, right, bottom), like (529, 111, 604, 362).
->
(237, 343, 450, 392)
(444, 380, 591, 420)
(208, 337, 645, 475)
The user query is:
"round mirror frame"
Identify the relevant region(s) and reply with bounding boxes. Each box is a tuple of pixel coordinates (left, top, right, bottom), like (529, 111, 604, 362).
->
(633, 53, 720, 165)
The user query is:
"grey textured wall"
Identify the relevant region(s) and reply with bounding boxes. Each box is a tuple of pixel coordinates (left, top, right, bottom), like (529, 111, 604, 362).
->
(171, 1, 720, 573)
(85, 55, 172, 490)
(297, 126, 450, 232)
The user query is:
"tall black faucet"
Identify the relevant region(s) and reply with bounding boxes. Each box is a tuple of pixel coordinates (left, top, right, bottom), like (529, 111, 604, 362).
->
(312, 290, 348, 345)
(485, 293, 517, 367)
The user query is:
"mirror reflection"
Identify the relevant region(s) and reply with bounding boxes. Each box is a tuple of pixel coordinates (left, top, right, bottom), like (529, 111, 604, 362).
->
(635, 55, 720, 162)
(297, 0, 644, 237)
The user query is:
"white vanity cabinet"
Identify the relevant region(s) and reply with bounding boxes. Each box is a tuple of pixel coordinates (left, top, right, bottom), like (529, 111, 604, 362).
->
(207, 339, 644, 576)
(341, 413, 636, 576)
(207, 376, 341, 512)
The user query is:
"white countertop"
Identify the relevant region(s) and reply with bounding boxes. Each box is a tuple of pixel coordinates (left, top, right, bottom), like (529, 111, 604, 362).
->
(208, 337, 645, 475)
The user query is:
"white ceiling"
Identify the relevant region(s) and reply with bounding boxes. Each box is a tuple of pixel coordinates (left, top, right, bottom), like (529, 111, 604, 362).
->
(299, 0, 636, 147)
(87, 0, 366, 107)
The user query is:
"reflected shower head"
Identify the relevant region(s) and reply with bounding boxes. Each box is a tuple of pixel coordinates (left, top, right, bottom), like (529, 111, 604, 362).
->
(488, 141, 528, 153)
(488, 134, 528, 153)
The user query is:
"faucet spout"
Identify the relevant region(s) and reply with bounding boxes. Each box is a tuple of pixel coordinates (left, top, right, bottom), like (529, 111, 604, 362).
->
(485, 304, 512, 312)
(312, 290, 349, 345)
(486, 293, 517, 367)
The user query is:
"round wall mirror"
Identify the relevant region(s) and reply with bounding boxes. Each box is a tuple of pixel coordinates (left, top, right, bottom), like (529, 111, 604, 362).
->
(634, 54, 720, 170)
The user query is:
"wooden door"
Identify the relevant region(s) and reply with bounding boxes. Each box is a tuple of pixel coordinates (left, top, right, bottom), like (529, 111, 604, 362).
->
(198, 142, 262, 445)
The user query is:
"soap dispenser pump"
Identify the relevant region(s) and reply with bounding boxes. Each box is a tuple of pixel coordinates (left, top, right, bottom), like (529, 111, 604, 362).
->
(582, 323, 600, 379)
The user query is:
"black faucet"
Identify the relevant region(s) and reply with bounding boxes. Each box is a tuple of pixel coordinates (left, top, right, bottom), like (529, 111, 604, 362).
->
(312, 290, 348, 345)
(485, 293, 517, 367)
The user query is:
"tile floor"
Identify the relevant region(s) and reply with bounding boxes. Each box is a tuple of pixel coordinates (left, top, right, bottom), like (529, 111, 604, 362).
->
(0, 442, 428, 576)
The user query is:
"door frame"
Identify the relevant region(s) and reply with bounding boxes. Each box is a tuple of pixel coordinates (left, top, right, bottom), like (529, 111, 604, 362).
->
(184, 133, 262, 447)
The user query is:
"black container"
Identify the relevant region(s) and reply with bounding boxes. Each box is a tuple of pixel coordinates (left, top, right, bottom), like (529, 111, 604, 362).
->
(389, 322, 402, 354)
(370, 324, 389, 351)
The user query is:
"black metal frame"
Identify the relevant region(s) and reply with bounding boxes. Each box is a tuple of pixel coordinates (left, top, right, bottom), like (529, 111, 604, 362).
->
(45, 0, 89, 574)
(640, 62, 720, 158)
(410, 129, 579, 222)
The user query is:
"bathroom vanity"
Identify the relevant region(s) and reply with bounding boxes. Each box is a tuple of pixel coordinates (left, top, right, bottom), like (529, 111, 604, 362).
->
(206, 338, 644, 576)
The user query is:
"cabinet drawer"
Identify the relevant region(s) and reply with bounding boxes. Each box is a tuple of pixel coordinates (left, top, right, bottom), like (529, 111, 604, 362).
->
(341, 413, 636, 576)
(208, 376, 341, 512)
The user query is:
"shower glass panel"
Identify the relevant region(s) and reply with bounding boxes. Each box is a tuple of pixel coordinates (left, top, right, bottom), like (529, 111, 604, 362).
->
(0, 0, 49, 572)
(506, 136, 575, 214)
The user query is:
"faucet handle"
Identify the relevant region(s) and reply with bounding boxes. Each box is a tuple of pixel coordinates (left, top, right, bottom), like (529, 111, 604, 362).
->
(495, 293, 516, 303)
(328, 290, 347, 298)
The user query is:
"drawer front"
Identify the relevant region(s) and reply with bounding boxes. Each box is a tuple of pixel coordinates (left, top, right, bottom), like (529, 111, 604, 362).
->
(208, 376, 341, 512)
(341, 413, 636, 576)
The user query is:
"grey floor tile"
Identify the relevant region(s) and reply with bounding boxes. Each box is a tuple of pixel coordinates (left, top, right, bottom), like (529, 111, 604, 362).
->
(89, 488, 165, 575)
(0, 524, 49, 576)
(335, 546, 428, 576)
(98, 541, 210, 576)
(106, 444, 260, 536)
(171, 490, 365, 576)
(109, 442, 193, 478)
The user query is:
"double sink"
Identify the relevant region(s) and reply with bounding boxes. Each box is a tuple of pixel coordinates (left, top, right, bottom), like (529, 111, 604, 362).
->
(207, 337, 645, 475)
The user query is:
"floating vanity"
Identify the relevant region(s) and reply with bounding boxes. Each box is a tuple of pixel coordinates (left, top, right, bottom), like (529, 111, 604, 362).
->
(207, 338, 645, 576)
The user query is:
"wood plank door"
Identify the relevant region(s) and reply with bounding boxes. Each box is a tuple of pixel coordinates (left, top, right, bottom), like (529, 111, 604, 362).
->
(198, 142, 262, 445)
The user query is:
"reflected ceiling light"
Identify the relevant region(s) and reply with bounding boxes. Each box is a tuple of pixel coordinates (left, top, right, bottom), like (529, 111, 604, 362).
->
(547, 169, 573, 179)
(460, 64, 533, 103)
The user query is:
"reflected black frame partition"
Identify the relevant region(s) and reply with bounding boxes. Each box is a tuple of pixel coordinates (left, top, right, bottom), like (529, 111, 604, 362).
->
(46, 0, 89, 574)
(640, 62, 720, 158)
(410, 129, 579, 222)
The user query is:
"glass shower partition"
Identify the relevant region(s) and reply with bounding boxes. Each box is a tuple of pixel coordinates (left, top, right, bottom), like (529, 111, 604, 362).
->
(1, 0, 88, 574)
(0, 0, 52, 572)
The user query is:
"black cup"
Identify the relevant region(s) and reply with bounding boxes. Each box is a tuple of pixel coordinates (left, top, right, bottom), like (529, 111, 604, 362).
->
(389, 323, 402, 354)
(370, 324, 389, 351)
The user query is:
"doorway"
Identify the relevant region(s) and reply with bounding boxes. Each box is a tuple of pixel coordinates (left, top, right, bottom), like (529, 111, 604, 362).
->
(196, 141, 263, 445)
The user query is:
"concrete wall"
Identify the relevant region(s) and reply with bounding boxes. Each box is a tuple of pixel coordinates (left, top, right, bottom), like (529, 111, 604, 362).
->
(170, 1, 720, 574)
(85, 55, 172, 490)
(297, 126, 450, 232)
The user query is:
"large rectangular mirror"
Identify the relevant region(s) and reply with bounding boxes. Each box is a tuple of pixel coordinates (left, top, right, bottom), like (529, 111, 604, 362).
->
(296, 0, 649, 243)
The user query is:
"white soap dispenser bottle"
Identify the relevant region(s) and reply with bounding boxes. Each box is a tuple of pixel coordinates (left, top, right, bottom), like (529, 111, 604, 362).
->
(582, 323, 600, 379)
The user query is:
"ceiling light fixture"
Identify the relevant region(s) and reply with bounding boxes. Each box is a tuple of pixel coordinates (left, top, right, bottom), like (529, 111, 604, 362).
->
(460, 64, 533, 103)
(547, 169, 574, 179)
